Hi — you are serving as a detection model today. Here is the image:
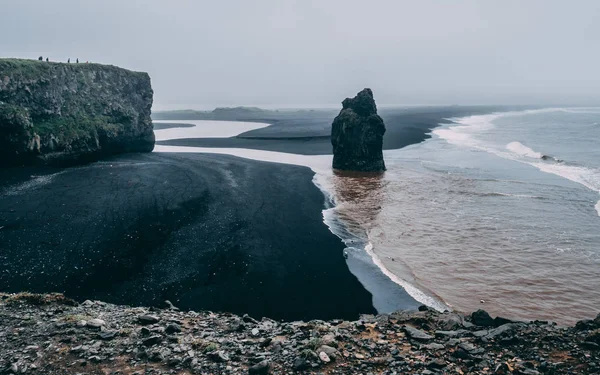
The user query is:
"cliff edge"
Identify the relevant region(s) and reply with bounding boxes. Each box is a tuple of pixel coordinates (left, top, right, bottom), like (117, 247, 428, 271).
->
(331, 88, 386, 172)
(0, 59, 154, 165)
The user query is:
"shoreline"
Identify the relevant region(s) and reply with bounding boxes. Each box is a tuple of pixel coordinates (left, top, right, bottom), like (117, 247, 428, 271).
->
(150, 108, 505, 316)
(1, 292, 598, 374)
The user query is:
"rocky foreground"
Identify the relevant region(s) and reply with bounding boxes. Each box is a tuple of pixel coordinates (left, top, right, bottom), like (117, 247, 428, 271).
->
(1, 294, 599, 374)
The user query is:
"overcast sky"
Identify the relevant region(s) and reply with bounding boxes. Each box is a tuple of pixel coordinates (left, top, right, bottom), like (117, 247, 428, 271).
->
(2, 0, 600, 109)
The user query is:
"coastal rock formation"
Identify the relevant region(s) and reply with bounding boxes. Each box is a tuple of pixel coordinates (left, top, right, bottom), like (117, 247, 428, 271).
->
(331, 88, 386, 171)
(0, 58, 154, 165)
(1, 293, 599, 374)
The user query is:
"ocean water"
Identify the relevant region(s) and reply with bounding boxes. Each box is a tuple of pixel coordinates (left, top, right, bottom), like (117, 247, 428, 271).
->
(363, 108, 600, 325)
(154, 110, 600, 325)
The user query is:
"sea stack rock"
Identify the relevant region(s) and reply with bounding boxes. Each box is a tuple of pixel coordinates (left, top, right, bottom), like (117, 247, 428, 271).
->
(0, 58, 154, 166)
(331, 88, 386, 172)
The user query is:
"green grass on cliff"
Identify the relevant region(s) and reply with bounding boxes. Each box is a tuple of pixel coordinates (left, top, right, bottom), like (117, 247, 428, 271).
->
(0, 58, 143, 145)
(0, 58, 147, 78)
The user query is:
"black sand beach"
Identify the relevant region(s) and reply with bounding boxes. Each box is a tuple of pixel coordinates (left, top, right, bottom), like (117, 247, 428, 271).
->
(0, 152, 375, 321)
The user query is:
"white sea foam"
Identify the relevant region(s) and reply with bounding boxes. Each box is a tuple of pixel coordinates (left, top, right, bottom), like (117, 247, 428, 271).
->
(531, 162, 600, 193)
(435, 108, 600, 216)
(506, 141, 543, 159)
(561, 107, 600, 114)
(487, 192, 547, 199)
(530, 162, 600, 217)
(155, 120, 449, 309)
(432, 113, 499, 150)
(363, 243, 449, 312)
(433, 108, 578, 151)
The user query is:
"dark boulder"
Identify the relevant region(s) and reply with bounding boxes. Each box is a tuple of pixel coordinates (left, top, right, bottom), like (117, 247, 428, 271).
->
(331, 88, 386, 172)
(471, 309, 495, 327)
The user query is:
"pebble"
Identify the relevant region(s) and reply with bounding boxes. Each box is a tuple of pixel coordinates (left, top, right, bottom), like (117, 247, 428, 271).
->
(86, 318, 105, 329)
(137, 314, 160, 325)
(165, 323, 181, 334)
(402, 325, 433, 341)
(248, 359, 270, 374)
(142, 335, 162, 346)
(319, 351, 330, 363)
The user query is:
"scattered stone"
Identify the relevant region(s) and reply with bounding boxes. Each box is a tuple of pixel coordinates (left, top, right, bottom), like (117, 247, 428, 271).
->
(0, 292, 598, 375)
(208, 350, 229, 363)
(97, 330, 117, 340)
(588, 329, 600, 344)
(165, 323, 181, 334)
(317, 345, 338, 360)
(142, 335, 162, 346)
(402, 325, 433, 341)
(494, 316, 514, 326)
(137, 314, 160, 325)
(86, 318, 105, 329)
(423, 343, 445, 350)
(318, 351, 331, 363)
(248, 359, 270, 374)
(434, 330, 461, 338)
(243, 314, 259, 324)
(472, 309, 495, 327)
(486, 323, 518, 339)
(427, 358, 446, 369)
(259, 337, 272, 347)
(321, 334, 336, 346)
(163, 300, 179, 310)
(437, 313, 466, 330)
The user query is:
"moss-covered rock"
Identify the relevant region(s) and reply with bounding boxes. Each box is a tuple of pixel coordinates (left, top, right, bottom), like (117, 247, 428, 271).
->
(0, 58, 154, 165)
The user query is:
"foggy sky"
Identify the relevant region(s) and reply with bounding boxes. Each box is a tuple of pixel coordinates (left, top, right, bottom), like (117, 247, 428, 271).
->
(2, 0, 600, 109)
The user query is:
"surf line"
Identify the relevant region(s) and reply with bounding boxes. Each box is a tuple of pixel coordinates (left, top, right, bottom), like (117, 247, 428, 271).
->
(153, 120, 449, 311)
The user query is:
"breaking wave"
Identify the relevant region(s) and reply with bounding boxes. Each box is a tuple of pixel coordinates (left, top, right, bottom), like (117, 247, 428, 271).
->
(434, 108, 600, 217)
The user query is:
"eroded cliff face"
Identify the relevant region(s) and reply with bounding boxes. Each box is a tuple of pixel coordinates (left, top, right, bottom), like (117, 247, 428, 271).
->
(0, 59, 154, 165)
(331, 88, 386, 172)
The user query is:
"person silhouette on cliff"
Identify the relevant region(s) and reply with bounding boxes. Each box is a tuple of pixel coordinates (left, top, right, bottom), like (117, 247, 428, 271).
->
(38, 56, 43, 61)
(46, 58, 49, 62)
(68, 58, 70, 63)
(76, 58, 79, 63)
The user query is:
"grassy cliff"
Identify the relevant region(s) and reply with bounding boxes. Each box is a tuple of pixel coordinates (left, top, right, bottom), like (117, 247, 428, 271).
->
(0, 58, 154, 165)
